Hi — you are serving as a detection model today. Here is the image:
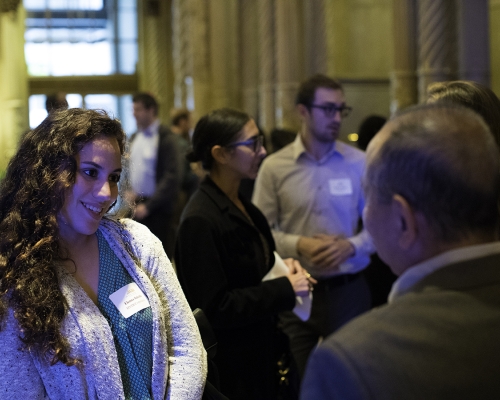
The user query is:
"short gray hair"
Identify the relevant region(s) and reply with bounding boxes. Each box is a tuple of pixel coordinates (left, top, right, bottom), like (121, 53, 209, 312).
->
(366, 103, 500, 242)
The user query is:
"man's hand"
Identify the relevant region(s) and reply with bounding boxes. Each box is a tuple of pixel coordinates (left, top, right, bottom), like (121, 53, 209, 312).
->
(297, 234, 355, 271)
(134, 203, 149, 221)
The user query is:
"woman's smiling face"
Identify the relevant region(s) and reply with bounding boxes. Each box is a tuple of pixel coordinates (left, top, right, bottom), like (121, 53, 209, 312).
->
(58, 135, 122, 242)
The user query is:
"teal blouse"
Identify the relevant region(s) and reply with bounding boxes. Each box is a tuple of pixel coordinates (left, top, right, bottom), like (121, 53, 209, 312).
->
(96, 230, 154, 400)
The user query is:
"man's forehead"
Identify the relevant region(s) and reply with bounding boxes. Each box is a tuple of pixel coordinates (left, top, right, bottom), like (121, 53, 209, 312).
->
(314, 87, 344, 103)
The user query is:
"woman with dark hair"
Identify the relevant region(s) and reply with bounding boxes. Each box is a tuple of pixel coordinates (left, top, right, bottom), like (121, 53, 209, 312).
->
(0, 108, 206, 399)
(175, 108, 313, 400)
(427, 80, 500, 147)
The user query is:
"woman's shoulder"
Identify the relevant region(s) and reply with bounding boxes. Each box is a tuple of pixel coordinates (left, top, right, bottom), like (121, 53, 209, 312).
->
(101, 217, 154, 237)
(100, 217, 163, 258)
(182, 186, 222, 220)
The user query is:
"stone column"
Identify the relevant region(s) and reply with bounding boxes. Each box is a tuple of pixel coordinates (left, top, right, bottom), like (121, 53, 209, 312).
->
(172, 0, 189, 108)
(257, 0, 275, 134)
(207, 0, 240, 110)
(0, 5, 28, 175)
(456, 0, 490, 85)
(137, 0, 173, 123)
(240, 0, 259, 120)
(274, 0, 304, 130)
(303, 0, 327, 77)
(417, 0, 457, 103)
(184, 0, 210, 120)
(390, 0, 418, 112)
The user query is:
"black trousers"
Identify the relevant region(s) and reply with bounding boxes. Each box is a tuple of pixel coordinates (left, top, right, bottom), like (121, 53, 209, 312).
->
(280, 273, 371, 378)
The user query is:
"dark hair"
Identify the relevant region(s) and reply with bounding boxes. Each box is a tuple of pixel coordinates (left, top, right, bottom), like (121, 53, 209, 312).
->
(367, 103, 500, 242)
(427, 80, 500, 148)
(0, 108, 126, 366)
(357, 115, 387, 151)
(171, 108, 191, 126)
(295, 74, 343, 107)
(45, 92, 69, 113)
(186, 108, 250, 170)
(132, 92, 159, 116)
(270, 128, 296, 152)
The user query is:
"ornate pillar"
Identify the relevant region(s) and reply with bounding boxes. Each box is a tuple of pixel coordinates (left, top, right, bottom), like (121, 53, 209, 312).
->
(137, 0, 173, 123)
(417, 0, 457, 103)
(172, 0, 189, 108)
(390, 0, 418, 112)
(0, 5, 28, 175)
(303, 0, 327, 77)
(185, 0, 211, 120)
(208, 0, 240, 110)
(240, 0, 259, 120)
(456, 0, 490, 85)
(257, 0, 275, 134)
(274, 0, 304, 130)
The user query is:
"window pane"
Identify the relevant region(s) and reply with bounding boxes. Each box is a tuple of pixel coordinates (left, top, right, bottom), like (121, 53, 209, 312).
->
(29, 95, 48, 128)
(84, 94, 117, 116)
(25, 2, 136, 76)
(24, 0, 104, 11)
(67, 94, 83, 108)
(119, 43, 137, 75)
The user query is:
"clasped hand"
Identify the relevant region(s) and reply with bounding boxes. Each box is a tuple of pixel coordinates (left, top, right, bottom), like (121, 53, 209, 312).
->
(297, 234, 355, 273)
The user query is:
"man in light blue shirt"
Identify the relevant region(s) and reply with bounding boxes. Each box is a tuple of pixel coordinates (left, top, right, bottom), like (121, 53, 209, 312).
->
(127, 93, 180, 255)
(253, 74, 374, 377)
(301, 103, 500, 399)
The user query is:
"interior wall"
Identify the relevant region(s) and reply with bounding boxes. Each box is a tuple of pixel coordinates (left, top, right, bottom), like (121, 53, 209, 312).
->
(330, 0, 393, 139)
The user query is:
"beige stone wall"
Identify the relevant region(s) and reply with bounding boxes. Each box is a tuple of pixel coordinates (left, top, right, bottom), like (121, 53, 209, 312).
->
(169, 0, 394, 140)
(327, 0, 393, 79)
(0, 6, 29, 177)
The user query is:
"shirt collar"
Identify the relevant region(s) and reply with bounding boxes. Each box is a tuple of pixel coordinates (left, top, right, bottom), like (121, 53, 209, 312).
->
(388, 241, 500, 303)
(291, 133, 344, 163)
(142, 120, 160, 137)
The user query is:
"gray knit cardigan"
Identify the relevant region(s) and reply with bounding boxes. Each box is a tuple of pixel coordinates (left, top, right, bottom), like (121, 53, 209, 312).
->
(0, 218, 207, 399)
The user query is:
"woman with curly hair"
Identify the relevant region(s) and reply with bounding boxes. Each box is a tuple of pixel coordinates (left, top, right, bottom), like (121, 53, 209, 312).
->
(0, 108, 206, 399)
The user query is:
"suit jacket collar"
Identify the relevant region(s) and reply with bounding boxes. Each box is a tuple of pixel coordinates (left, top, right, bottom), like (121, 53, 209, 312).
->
(390, 249, 500, 303)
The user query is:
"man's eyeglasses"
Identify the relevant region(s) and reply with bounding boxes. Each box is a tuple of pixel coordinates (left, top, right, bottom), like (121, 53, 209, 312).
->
(226, 135, 264, 153)
(309, 104, 352, 118)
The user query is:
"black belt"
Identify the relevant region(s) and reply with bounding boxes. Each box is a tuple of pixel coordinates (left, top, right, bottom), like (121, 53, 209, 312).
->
(316, 272, 361, 291)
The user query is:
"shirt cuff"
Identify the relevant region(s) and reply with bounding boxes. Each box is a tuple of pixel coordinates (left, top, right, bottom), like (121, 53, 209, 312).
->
(275, 232, 302, 258)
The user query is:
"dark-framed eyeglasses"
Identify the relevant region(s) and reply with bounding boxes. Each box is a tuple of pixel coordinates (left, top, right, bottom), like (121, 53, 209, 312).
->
(309, 104, 352, 118)
(226, 134, 264, 153)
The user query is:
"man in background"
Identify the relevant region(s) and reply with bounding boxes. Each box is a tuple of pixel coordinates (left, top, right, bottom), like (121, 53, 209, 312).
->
(127, 92, 180, 255)
(301, 103, 500, 399)
(253, 74, 374, 377)
(45, 92, 68, 113)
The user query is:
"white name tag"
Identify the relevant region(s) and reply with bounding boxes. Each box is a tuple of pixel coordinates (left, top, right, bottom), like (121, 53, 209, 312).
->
(329, 178, 353, 195)
(109, 282, 150, 318)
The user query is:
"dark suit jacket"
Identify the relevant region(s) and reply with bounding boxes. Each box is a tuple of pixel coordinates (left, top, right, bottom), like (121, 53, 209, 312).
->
(175, 177, 296, 398)
(301, 252, 500, 400)
(130, 125, 180, 216)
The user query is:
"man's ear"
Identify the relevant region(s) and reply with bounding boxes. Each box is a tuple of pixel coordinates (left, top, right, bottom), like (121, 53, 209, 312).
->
(392, 194, 418, 250)
(211, 145, 228, 165)
(296, 104, 309, 119)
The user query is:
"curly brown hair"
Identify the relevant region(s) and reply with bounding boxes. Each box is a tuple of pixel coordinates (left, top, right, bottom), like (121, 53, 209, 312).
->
(0, 108, 126, 365)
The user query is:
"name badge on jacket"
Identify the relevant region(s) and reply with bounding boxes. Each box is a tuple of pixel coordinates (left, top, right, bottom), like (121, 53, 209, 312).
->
(109, 282, 150, 318)
(329, 178, 353, 196)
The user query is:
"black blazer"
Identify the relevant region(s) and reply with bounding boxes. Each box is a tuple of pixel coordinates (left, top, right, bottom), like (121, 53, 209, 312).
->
(130, 125, 180, 216)
(174, 177, 295, 335)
